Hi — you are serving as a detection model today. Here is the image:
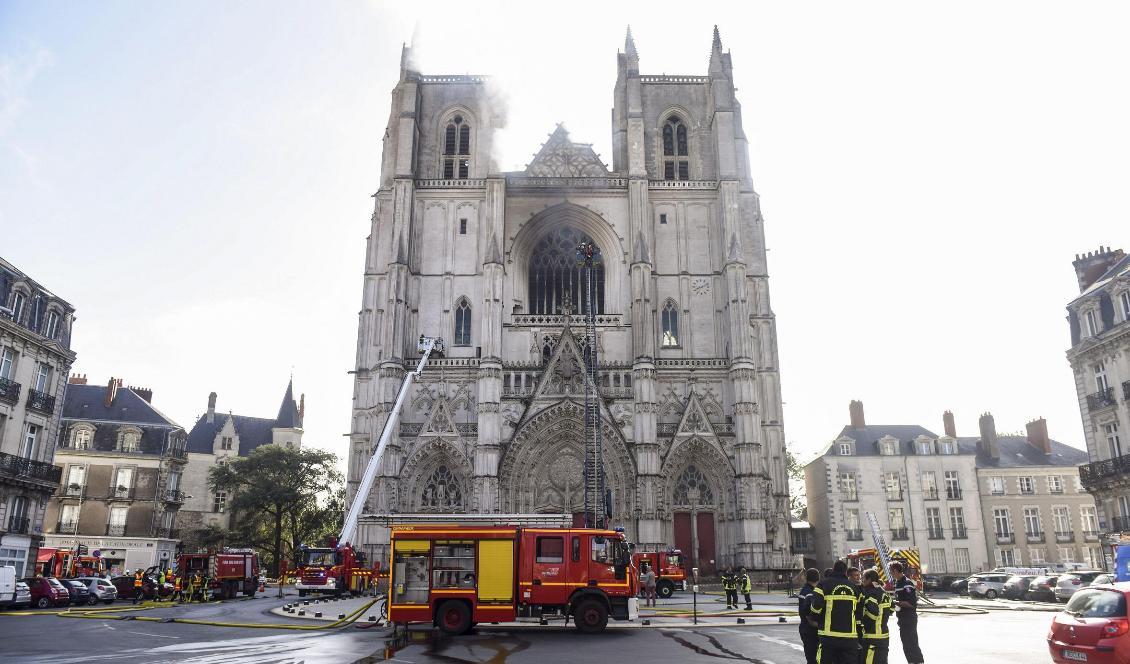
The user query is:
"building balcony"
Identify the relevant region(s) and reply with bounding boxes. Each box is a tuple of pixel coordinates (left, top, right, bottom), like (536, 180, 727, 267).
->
(111, 486, 134, 500)
(1084, 530, 1100, 541)
(1055, 531, 1075, 543)
(923, 489, 939, 500)
(1123, 380, 1130, 402)
(887, 493, 904, 502)
(155, 527, 180, 539)
(6, 516, 29, 534)
(0, 377, 21, 405)
(0, 450, 62, 486)
(927, 527, 945, 539)
(845, 529, 863, 541)
(57, 521, 78, 534)
(106, 524, 127, 536)
(168, 447, 189, 461)
(1088, 387, 1118, 411)
(991, 490, 1006, 496)
(62, 483, 84, 497)
(163, 489, 185, 503)
(1026, 531, 1046, 543)
(946, 489, 963, 500)
(891, 528, 909, 540)
(995, 531, 1015, 544)
(952, 527, 968, 539)
(1080, 454, 1130, 488)
(25, 388, 55, 415)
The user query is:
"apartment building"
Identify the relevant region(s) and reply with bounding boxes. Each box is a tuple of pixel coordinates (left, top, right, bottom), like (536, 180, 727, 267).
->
(44, 376, 188, 574)
(0, 257, 76, 576)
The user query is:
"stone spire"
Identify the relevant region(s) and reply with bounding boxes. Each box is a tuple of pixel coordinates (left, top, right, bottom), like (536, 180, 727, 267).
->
(625, 25, 638, 58)
(709, 25, 725, 74)
(633, 230, 650, 264)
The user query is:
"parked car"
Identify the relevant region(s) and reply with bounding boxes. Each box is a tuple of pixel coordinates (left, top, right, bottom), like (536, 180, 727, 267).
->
(11, 581, 31, 609)
(1048, 584, 1130, 663)
(1092, 574, 1116, 587)
(73, 577, 118, 605)
(1003, 575, 1037, 600)
(922, 575, 943, 591)
(110, 574, 172, 600)
(61, 579, 91, 605)
(969, 573, 1011, 599)
(1030, 575, 1062, 602)
(20, 577, 71, 608)
(952, 575, 977, 595)
(1056, 572, 1108, 603)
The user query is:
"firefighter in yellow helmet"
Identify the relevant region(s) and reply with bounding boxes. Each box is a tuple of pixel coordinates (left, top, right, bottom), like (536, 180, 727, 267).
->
(807, 559, 861, 664)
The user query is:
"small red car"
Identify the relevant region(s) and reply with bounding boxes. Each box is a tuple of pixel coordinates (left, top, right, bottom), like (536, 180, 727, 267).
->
(20, 577, 72, 609)
(1048, 582, 1130, 663)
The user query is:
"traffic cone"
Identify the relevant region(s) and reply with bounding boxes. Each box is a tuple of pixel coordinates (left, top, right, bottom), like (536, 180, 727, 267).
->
(258, 581, 266, 593)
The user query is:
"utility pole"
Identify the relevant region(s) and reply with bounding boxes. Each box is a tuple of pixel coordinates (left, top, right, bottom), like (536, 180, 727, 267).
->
(577, 241, 605, 529)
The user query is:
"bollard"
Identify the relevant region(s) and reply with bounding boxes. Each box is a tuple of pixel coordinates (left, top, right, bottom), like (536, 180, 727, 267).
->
(737, 618, 745, 624)
(315, 612, 322, 618)
(539, 618, 548, 625)
(642, 619, 651, 626)
(338, 613, 346, 619)
(778, 616, 786, 623)
(303, 600, 310, 605)
(298, 610, 306, 616)
(368, 615, 377, 622)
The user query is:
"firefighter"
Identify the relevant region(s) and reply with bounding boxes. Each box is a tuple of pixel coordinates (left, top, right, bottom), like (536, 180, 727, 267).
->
(172, 574, 183, 603)
(739, 567, 753, 610)
(721, 568, 738, 610)
(797, 568, 820, 664)
(890, 562, 925, 664)
(808, 560, 861, 664)
(859, 569, 893, 664)
(190, 571, 204, 603)
(132, 569, 145, 604)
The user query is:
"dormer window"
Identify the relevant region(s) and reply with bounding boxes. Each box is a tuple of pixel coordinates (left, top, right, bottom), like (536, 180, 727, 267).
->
(1121, 291, 1130, 321)
(442, 114, 471, 179)
(8, 291, 26, 323)
(220, 436, 233, 451)
(939, 439, 956, 454)
(661, 116, 689, 180)
(880, 439, 898, 456)
(838, 442, 853, 456)
(1085, 309, 1098, 336)
(44, 310, 61, 339)
(916, 438, 934, 455)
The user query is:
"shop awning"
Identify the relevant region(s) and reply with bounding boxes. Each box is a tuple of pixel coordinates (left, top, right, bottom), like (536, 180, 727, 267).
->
(37, 548, 57, 563)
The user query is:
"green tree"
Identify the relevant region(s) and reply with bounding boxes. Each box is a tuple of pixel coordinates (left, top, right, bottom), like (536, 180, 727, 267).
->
(209, 445, 341, 576)
(786, 444, 807, 520)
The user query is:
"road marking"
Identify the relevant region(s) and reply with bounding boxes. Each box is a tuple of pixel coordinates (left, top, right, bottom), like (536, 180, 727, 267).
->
(125, 630, 181, 639)
(749, 631, 804, 652)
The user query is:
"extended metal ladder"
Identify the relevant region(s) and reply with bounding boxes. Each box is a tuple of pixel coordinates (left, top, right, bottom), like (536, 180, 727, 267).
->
(578, 242, 606, 529)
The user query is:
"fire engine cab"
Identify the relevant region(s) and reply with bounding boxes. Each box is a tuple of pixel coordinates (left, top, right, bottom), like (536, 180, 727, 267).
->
(632, 548, 687, 598)
(294, 538, 377, 596)
(386, 516, 638, 634)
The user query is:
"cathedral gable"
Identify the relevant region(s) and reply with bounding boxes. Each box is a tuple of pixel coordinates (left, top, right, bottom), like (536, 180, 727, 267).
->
(528, 325, 599, 402)
(420, 396, 458, 436)
(524, 125, 610, 177)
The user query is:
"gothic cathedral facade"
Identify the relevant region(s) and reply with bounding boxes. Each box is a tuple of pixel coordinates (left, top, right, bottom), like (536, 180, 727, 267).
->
(348, 29, 791, 571)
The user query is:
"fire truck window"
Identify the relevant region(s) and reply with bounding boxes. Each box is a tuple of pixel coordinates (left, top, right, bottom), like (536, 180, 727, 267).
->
(572, 536, 581, 562)
(536, 537, 564, 563)
(591, 537, 610, 564)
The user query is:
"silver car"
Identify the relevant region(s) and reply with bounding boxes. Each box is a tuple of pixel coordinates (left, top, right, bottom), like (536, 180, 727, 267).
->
(1054, 571, 1107, 602)
(73, 577, 118, 605)
(12, 581, 31, 609)
(967, 573, 1010, 599)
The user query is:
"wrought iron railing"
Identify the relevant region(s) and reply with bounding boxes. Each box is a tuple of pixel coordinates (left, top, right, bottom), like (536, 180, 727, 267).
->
(168, 447, 188, 460)
(1111, 516, 1130, 531)
(1026, 531, 1045, 543)
(845, 529, 863, 541)
(63, 484, 84, 497)
(1081, 454, 1130, 487)
(1084, 530, 1100, 541)
(112, 486, 134, 499)
(946, 488, 963, 500)
(923, 489, 939, 500)
(891, 528, 909, 540)
(163, 489, 185, 503)
(887, 492, 904, 501)
(1088, 387, 1117, 410)
(0, 451, 62, 484)
(6, 516, 29, 534)
(995, 531, 1015, 544)
(927, 528, 945, 539)
(57, 521, 78, 534)
(951, 527, 968, 539)
(1055, 531, 1075, 543)
(0, 377, 20, 405)
(25, 388, 55, 414)
(106, 524, 127, 536)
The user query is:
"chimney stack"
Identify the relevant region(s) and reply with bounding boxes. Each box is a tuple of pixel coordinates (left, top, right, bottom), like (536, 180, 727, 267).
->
(943, 410, 956, 438)
(207, 391, 217, 424)
(104, 377, 121, 407)
(1072, 246, 1125, 293)
(128, 386, 153, 403)
(849, 400, 866, 428)
(68, 373, 87, 385)
(978, 412, 1000, 460)
(1026, 417, 1052, 455)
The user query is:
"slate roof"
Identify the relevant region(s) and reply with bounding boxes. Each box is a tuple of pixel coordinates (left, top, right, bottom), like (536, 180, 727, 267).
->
(1072, 253, 1130, 304)
(826, 425, 945, 456)
(61, 384, 180, 427)
(186, 413, 278, 456)
(275, 379, 302, 428)
(962, 435, 1090, 469)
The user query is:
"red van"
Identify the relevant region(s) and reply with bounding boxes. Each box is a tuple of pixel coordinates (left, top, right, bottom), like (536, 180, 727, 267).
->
(21, 577, 71, 608)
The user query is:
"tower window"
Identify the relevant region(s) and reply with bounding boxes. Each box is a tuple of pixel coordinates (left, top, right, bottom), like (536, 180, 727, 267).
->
(661, 300, 679, 347)
(454, 298, 472, 346)
(662, 117, 690, 181)
(442, 114, 471, 179)
(659, 213, 668, 225)
(459, 218, 467, 235)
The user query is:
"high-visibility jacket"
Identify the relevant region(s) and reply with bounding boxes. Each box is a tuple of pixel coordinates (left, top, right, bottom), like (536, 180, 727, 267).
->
(859, 586, 893, 641)
(174, 577, 182, 591)
(133, 573, 143, 588)
(721, 573, 737, 590)
(808, 573, 860, 640)
(740, 573, 752, 593)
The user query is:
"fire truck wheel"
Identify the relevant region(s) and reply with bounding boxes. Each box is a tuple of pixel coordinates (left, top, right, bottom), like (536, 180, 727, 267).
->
(436, 600, 472, 635)
(573, 599, 608, 633)
(656, 580, 674, 599)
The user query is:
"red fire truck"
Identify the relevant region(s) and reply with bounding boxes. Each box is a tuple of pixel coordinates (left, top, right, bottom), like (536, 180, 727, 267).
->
(294, 537, 378, 596)
(387, 520, 638, 635)
(176, 549, 260, 599)
(632, 548, 687, 598)
(37, 548, 106, 578)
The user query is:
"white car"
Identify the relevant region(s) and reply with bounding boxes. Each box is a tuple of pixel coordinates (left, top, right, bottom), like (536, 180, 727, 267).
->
(1053, 571, 1106, 602)
(968, 573, 1010, 599)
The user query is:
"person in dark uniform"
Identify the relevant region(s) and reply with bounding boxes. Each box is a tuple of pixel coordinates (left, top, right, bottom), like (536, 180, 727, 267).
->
(890, 562, 925, 664)
(797, 568, 821, 664)
(722, 567, 738, 610)
(808, 560, 861, 664)
(846, 567, 863, 661)
(859, 569, 893, 664)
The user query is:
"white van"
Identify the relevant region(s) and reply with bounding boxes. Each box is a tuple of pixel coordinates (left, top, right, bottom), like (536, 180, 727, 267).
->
(0, 565, 15, 607)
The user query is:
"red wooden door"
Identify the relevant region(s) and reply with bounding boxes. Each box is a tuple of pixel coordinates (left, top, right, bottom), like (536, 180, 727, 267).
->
(696, 512, 716, 575)
(674, 512, 692, 566)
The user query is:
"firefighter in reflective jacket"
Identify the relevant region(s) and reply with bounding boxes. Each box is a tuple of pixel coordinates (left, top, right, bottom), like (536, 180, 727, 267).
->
(721, 568, 739, 609)
(739, 567, 753, 610)
(808, 560, 860, 664)
(132, 570, 144, 604)
(858, 569, 893, 664)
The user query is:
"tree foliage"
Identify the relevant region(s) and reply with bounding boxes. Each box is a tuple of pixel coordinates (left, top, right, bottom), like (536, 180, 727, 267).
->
(785, 444, 807, 520)
(208, 445, 341, 576)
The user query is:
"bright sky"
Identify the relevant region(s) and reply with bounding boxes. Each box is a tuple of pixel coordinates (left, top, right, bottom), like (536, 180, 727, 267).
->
(3, 1, 1127, 471)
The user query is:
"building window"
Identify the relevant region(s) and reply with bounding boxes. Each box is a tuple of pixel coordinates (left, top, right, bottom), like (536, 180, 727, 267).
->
(938, 439, 956, 454)
(1105, 423, 1122, 459)
(0, 348, 14, 380)
(889, 507, 906, 531)
(930, 548, 947, 573)
(33, 363, 50, 393)
(659, 213, 668, 225)
(220, 436, 233, 451)
(73, 428, 92, 450)
(420, 465, 464, 511)
(916, 439, 933, 455)
(1122, 291, 1130, 321)
(60, 504, 80, 531)
(838, 442, 853, 456)
(661, 300, 679, 347)
(1081, 506, 1098, 535)
(1060, 547, 1076, 563)
(844, 507, 861, 532)
(926, 507, 943, 536)
(661, 116, 690, 180)
(1024, 507, 1042, 536)
(1085, 309, 1098, 336)
(839, 472, 858, 501)
(921, 471, 938, 498)
(989, 476, 1005, 495)
(1084, 546, 1103, 569)
(1095, 362, 1109, 392)
(44, 310, 61, 339)
(0, 546, 28, 577)
(884, 472, 902, 500)
(880, 439, 897, 455)
(21, 423, 38, 459)
(113, 467, 134, 497)
(108, 506, 128, 536)
(993, 508, 1012, 537)
(1030, 548, 1046, 565)
(9, 291, 26, 323)
(673, 465, 714, 506)
(954, 548, 971, 573)
(453, 298, 472, 346)
(459, 218, 468, 235)
(527, 227, 604, 315)
(213, 491, 227, 513)
(1048, 475, 1063, 494)
(996, 548, 1016, 566)
(949, 506, 966, 535)
(1018, 476, 1035, 494)
(442, 114, 471, 179)
(1053, 506, 1072, 535)
(944, 471, 961, 499)
(1120, 496, 1130, 520)
(66, 465, 86, 494)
